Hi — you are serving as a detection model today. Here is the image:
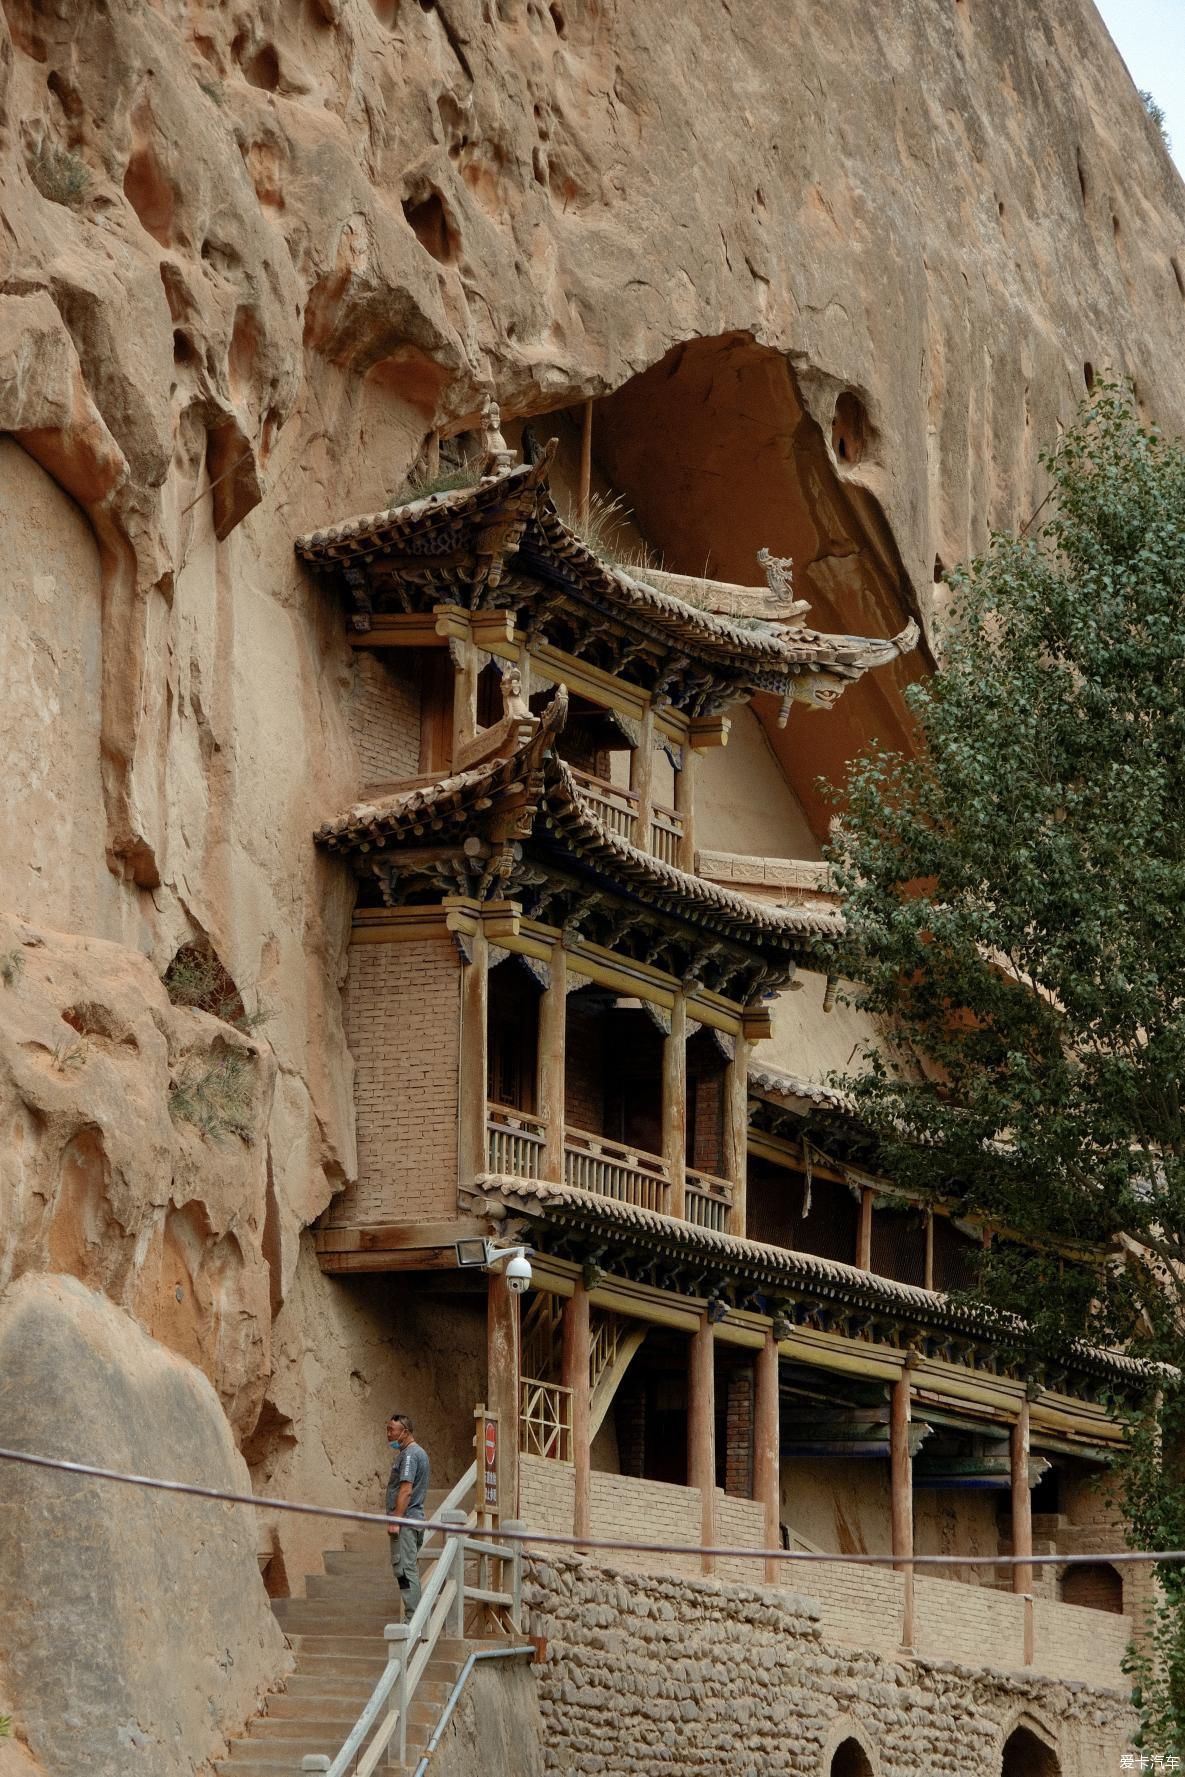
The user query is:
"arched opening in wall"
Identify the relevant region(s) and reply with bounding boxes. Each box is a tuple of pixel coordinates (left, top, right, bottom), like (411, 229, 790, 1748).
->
(830, 1738, 874, 1777)
(522, 332, 924, 845)
(1083, 360, 1095, 391)
(1001, 1725, 1060, 1776)
(1060, 1561, 1123, 1614)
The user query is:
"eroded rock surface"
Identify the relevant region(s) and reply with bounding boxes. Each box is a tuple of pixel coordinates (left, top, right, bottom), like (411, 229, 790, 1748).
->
(0, 1274, 289, 1776)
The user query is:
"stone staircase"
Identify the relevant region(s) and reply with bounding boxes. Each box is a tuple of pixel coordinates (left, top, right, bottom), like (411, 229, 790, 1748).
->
(217, 1493, 514, 1776)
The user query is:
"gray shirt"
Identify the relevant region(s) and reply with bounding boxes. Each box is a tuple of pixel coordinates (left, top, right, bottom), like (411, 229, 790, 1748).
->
(386, 1442, 430, 1521)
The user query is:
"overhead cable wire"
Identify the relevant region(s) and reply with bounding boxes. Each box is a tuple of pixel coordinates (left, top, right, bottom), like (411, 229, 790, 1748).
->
(0, 1444, 1178, 1571)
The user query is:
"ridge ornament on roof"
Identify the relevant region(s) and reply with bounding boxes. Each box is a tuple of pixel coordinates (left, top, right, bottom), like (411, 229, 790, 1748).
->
(295, 445, 920, 721)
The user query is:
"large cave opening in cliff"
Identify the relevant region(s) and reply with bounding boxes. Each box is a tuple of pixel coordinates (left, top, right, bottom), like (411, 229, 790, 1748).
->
(513, 333, 925, 841)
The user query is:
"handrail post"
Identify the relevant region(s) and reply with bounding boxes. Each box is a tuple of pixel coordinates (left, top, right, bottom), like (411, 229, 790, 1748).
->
(441, 1509, 467, 1639)
(502, 1520, 526, 1631)
(383, 1624, 411, 1769)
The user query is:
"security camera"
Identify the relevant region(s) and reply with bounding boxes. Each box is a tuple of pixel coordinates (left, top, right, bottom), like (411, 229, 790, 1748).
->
(505, 1249, 532, 1294)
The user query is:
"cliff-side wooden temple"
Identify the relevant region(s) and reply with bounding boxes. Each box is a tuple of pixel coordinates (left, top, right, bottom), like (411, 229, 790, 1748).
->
(298, 445, 1154, 1690)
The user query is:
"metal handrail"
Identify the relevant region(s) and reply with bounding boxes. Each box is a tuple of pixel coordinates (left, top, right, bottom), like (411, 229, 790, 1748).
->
(302, 1468, 524, 1777)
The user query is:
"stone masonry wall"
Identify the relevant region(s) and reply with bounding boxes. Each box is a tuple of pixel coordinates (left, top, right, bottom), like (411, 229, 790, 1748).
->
(347, 653, 421, 788)
(329, 937, 459, 1225)
(525, 1552, 1136, 1777)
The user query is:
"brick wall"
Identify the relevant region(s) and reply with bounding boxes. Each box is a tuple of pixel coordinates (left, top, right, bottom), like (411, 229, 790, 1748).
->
(348, 652, 421, 786)
(563, 996, 604, 1135)
(327, 938, 460, 1226)
(722, 1368, 753, 1499)
(715, 1491, 765, 1585)
(525, 1553, 1135, 1777)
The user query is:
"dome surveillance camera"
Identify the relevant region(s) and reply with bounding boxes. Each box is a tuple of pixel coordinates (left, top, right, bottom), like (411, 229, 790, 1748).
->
(505, 1249, 532, 1294)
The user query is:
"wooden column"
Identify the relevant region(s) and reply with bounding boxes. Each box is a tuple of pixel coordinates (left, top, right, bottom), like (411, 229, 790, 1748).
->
(562, 1281, 591, 1542)
(688, 1314, 716, 1575)
(537, 943, 567, 1184)
(487, 1267, 521, 1521)
(1011, 1399, 1033, 1595)
(674, 744, 697, 872)
(578, 398, 593, 525)
(458, 927, 489, 1191)
(451, 635, 480, 765)
(857, 1186, 873, 1270)
(755, 1329, 780, 1584)
(663, 993, 687, 1220)
(631, 705, 656, 853)
(891, 1371, 915, 1648)
(723, 1034, 749, 1236)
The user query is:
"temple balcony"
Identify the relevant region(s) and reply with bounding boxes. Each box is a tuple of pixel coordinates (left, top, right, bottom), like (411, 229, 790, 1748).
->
(485, 1101, 734, 1229)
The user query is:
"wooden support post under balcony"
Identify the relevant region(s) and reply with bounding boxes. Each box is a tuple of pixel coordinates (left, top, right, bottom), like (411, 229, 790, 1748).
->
(459, 926, 489, 1190)
(857, 1186, 873, 1270)
(488, 1267, 521, 1522)
(724, 1034, 749, 1237)
(451, 634, 480, 765)
(562, 1280, 591, 1542)
(755, 1329, 780, 1583)
(1011, 1399, 1034, 1596)
(674, 745, 697, 872)
(689, 1314, 716, 1575)
(538, 942, 566, 1184)
(891, 1371, 915, 1648)
(663, 993, 687, 1221)
(631, 704, 655, 851)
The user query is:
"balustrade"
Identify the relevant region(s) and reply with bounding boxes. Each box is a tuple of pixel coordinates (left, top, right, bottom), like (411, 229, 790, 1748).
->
(650, 802, 684, 866)
(563, 1125, 672, 1213)
(569, 765, 639, 843)
(485, 1104, 546, 1179)
(520, 1376, 573, 1462)
(685, 1168, 734, 1233)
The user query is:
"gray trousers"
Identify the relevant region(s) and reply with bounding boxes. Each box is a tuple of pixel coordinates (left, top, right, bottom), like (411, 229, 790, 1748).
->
(390, 1522, 424, 1619)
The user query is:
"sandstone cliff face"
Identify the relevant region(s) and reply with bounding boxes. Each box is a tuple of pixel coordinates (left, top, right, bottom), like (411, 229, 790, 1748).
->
(1, 0, 1184, 1747)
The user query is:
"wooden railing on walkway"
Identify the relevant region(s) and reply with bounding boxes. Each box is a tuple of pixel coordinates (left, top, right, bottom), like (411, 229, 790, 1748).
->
(563, 1124, 671, 1213)
(685, 1168, 733, 1233)
(570, 766, 639, 843)
(650, 802, 684, 866)
(486, 1103, 546, 1179)
(520, 1376, 573, 1462)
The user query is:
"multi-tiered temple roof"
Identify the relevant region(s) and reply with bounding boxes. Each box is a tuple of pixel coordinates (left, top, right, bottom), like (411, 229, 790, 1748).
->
(296, 446, 919, 720)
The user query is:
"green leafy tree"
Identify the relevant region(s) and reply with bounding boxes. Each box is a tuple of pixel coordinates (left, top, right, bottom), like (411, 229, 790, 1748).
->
(826, 386, 1185, 1750)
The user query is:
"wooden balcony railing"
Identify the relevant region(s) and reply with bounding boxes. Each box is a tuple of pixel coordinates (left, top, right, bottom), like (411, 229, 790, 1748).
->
(520, 1376, 573, 1462)
(686, 1168, 733, 1233)
(650, 803, 684, 866)
(486, 1103, 546, 1179)
(570, 766, 639, 843)
(563, 1125, 672, 1213)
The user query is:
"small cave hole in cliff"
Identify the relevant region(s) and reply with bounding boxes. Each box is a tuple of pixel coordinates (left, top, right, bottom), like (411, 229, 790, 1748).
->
(402, 189, 457, 263)
(1077, 147, 1089, 207)
(123, 137, 175, 246)
(369, 0, 400, 21)
(245, 43, 280, 91)
(163, 942, 253, 1032)
(1083, 360, 1094, 390)
(1173, 256, 1185, 300)
(549, 2, 567, 32)
(831, 390, 868, 465)
(173, 329, 195, 365)
(933, 554, 945, 583)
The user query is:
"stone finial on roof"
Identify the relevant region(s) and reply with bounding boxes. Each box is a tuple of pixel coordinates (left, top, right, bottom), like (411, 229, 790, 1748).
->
(757, 547, 813, 624)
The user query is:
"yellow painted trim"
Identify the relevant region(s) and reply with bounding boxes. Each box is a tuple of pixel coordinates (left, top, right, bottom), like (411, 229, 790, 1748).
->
(349, 614, 446, 649)
(713, 1321, 767, 1350)
(351, 905, 459, 943)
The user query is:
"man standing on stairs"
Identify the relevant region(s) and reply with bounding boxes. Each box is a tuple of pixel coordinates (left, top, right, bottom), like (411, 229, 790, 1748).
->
(386, 1411, 430, 1621)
